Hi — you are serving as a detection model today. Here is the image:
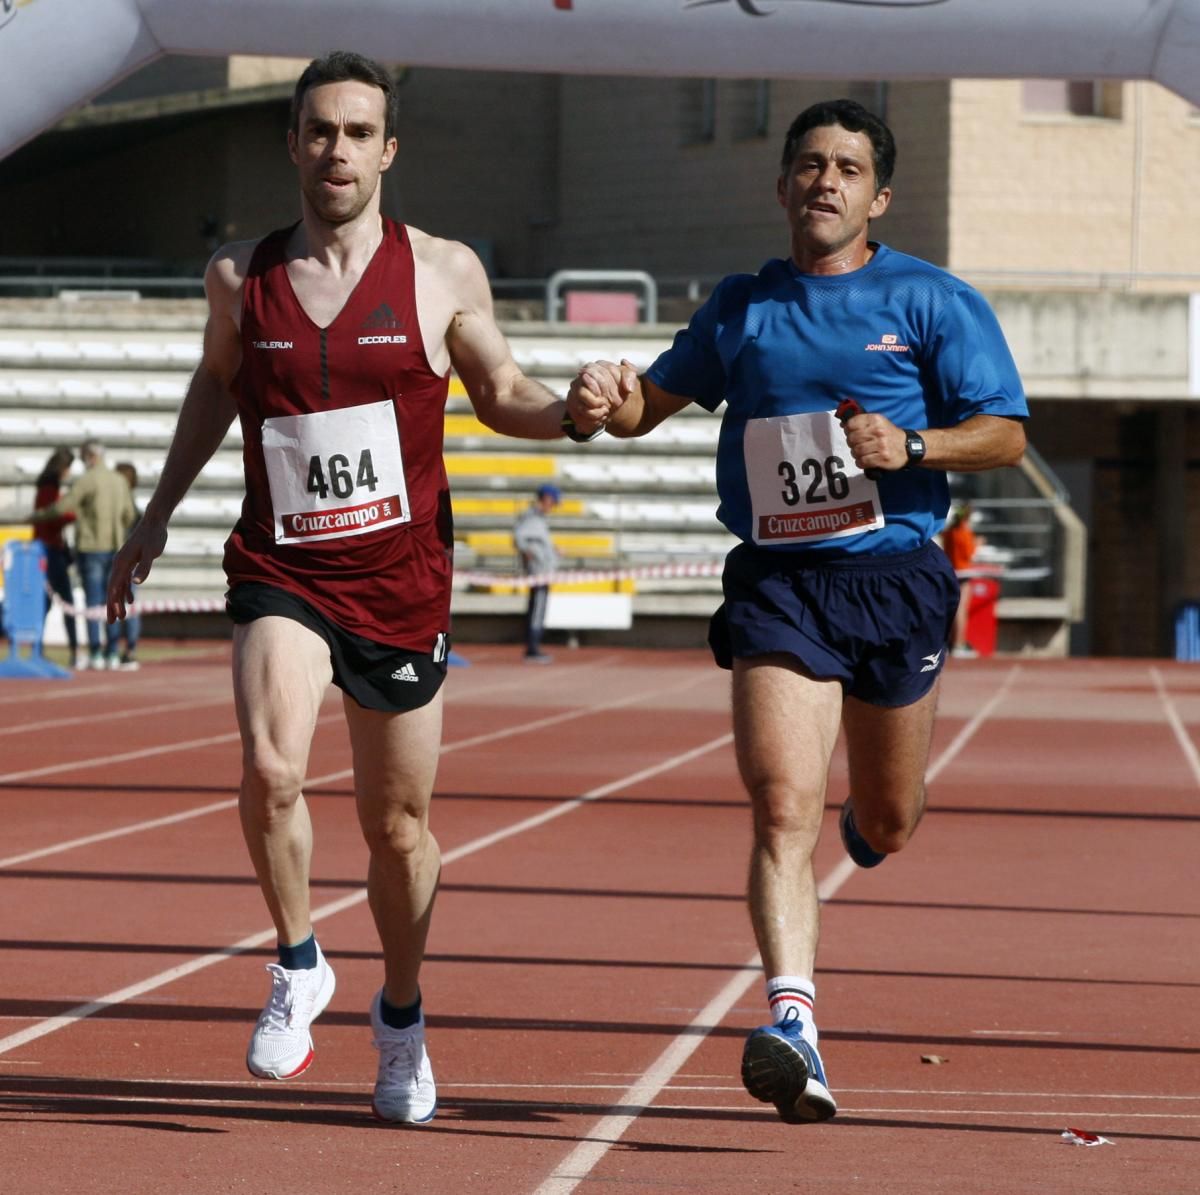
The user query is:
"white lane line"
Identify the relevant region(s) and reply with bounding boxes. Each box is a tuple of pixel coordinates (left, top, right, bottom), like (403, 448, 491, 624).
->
(0, 694, 232, 737)
(533, 666, 1018, 1195)
(971, 1029, 1061, 1036)
(0, 672, 702, 870)
(1150, 666, 1200, 786)
(0, 800, 242, 870)
(0, 730, 245, 786)
(925, 664, 1022, 785)
(0, 696, 729, 1056)
(441, 732, 733, 865)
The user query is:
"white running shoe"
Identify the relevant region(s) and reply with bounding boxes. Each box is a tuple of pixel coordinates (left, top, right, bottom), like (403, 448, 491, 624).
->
(246, 944, 336, 1079)
(370, 990, 437, 1123)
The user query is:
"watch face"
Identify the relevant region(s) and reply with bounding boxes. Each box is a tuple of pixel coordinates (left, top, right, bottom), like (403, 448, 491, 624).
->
(905, 432, 926, 463)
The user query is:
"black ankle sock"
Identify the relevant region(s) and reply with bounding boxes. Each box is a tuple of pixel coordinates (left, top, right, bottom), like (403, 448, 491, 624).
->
(277, 932, 318, 970)
(379, 990, 422, 1030)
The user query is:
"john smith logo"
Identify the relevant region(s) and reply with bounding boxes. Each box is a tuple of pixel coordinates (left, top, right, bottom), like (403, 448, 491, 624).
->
(683, 0, 948, 15)
(865, 332, 909, 353)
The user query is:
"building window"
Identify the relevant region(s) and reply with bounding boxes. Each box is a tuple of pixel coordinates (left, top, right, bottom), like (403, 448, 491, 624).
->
(729, 80, 770, 141)
(1022, 79, 1122, 119)
(680, 79, 717, 145)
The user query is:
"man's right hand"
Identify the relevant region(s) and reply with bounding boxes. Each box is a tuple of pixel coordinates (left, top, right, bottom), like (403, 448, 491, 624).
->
(567, 358, 635, 433)
(107, 520, 168, 621)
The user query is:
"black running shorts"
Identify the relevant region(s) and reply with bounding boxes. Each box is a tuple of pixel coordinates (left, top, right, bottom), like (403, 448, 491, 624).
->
(226, 581, 448, 713)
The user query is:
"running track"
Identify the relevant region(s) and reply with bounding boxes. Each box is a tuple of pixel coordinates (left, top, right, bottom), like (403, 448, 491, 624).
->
(1, 646, 1197, 1193)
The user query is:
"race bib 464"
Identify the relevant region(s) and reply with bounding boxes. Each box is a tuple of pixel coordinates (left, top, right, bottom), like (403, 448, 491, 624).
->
(262, 399, 411, 544)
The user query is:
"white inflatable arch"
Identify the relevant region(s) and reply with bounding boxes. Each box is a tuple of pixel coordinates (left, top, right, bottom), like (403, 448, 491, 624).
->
(3, 0, 1199, 161)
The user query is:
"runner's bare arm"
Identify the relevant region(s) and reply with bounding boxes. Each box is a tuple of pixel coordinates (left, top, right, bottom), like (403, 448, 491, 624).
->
(842, 410, 1026, 475)
(106, 244, 249, 620)
(571, 360, 691, 439)
(438, 241, 584, 439)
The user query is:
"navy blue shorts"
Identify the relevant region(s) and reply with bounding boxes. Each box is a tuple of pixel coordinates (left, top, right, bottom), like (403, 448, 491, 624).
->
(226, 582, 448, 714)
(708, 540, 959, 707)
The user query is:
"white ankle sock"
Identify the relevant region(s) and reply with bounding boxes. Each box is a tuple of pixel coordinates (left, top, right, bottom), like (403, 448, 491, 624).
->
(765, 975, 818, 1044)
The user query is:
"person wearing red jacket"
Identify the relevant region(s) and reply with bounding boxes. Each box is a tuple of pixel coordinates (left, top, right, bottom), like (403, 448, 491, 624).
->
(32, 446, 79, 668)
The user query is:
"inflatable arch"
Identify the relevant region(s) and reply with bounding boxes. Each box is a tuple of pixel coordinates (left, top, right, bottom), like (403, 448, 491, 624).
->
(2, 0, 1199, 161)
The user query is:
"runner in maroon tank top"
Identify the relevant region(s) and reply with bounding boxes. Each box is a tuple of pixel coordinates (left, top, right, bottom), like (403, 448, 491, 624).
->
(106, 50, 607, 1124)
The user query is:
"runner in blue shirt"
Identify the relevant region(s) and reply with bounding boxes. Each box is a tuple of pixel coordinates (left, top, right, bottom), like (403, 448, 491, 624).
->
(567, 98, 1027, 1126)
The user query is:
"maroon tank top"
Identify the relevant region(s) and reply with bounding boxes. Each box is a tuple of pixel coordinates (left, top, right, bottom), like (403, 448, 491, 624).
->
(223, 218, 453, 650)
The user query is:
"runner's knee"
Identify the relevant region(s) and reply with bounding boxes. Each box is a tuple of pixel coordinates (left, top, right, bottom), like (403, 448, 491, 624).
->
(748, 781, 824, 850)
(853, 790, 926, 854)
(359, 803, 431, 863)
(240, 743, 307, 815)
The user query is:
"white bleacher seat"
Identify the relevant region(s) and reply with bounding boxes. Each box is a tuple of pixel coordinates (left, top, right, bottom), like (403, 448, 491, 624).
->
(177, 494, 244, 521)
(643, 421, 717, 447)
(558, 460, 614, 484)
(525, 347, 582, 373)
(59, 378, 107, 400)
(77, 341, 126, 362)
(165, 341, 202, 364)
(33, 339, 82, 361)
(653, 462, 714, 486)
(0, 339, 35, 360)
(124, 416, 172, 439)
(145, 379, 186, 401)
(199, 458, 244, 482)
(123, 342, 172, 364)
(103, 379, 150, 402)
(2, 376, 57, 400)
(0, 414, 31, 436)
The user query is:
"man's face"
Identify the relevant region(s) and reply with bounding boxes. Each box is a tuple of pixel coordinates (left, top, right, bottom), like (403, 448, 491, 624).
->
(288, 80, 397, 226)
(776, 123, 891, 259)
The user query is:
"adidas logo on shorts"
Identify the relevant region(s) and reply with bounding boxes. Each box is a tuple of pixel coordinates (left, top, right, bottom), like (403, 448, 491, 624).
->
(391, 662, 419, 683)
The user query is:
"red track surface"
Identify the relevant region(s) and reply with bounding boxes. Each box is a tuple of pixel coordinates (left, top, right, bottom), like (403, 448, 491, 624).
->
(2, 647, 1198, 1193)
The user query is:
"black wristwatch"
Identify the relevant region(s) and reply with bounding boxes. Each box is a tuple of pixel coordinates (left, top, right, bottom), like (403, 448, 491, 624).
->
(562, 412, 604, 443)
(903, 430, 926, 468)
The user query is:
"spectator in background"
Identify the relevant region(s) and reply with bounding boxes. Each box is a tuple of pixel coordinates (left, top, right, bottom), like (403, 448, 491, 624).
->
(33, 439, 134, 670)
(941, 501, 983, 658)
(514, 483, 561, 663)
(114, 461, 143, 671)
(32, 446, 80, 669)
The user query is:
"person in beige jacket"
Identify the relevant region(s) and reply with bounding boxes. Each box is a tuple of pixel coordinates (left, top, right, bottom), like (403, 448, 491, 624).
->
(33, 439, 135, 668)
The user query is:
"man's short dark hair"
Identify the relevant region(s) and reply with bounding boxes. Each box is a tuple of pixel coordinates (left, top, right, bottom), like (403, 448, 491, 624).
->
(779, 99, 896, 193)
(291, 51, 398, 141)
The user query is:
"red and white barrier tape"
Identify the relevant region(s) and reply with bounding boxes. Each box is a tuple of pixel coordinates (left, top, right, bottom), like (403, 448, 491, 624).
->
(44, 560, 726, 618)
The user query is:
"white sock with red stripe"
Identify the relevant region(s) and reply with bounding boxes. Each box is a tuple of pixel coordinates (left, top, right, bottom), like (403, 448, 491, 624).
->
(765, 975, 819, 1045)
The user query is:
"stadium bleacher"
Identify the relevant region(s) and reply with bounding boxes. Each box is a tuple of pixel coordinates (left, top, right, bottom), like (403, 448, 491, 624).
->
(0, 303, 732, 628)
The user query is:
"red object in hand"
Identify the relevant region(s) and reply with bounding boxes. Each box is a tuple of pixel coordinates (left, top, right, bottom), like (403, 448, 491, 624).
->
(835, 399, 882, 480)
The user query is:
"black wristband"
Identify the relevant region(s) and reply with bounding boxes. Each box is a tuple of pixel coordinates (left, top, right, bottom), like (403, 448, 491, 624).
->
(562, 413, 604, 443)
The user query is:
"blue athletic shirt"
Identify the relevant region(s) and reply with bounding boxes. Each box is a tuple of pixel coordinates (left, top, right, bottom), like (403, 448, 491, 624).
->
(645, 244, 1028, 556)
